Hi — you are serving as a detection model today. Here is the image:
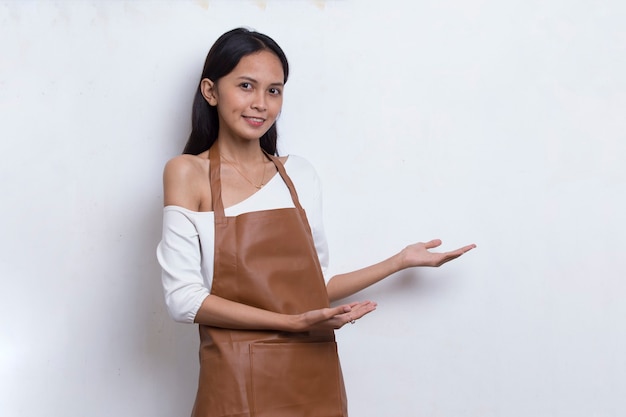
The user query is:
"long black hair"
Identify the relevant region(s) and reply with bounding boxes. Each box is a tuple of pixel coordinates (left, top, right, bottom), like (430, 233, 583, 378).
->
(183, 28, 289, 155)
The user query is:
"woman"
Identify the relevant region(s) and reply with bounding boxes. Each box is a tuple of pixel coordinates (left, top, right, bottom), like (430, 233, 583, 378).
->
(157, 28, 475, 417)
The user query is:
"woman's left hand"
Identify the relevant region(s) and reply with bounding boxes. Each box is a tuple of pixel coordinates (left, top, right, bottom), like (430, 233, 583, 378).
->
(293, 301, 377, 331)
(399, 239, 476, 269)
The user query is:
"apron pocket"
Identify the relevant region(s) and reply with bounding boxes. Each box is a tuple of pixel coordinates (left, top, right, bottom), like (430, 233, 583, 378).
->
(249, 341, 343, 417)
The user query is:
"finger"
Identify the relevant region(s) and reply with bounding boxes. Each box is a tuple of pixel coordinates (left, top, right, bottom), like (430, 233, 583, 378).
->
(441, 244, 476, 260)
(312, 305, 350, 323)
(456, 243, 477, 253)
(339, 301, 374, 309)
(354, 305, 377, 319)
(346, 302, 377, 320)
(325, 302, 369, 322)
(437, 253, 462, 266)
(329, 304, 353, 316)
(352, 300, 375, 308)
(342, 308, 375, 326)
(328, 303, 378, 329)
(424, 239, 442, 249)
(436, 244, 476, 259)
(350, 301, 377, 313)
(335, 301, 376, 316)
(438, 243, 479, 265)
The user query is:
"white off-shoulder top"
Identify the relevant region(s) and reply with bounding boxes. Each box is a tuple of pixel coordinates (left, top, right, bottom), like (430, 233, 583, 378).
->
(156, 155, 330, 323)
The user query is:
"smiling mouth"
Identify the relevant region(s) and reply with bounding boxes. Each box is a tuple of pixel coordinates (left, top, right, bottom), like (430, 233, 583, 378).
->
(243, 116, 266, 126)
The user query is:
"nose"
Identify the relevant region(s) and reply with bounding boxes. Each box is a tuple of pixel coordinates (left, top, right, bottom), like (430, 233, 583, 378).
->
(251, 91, 267, 112)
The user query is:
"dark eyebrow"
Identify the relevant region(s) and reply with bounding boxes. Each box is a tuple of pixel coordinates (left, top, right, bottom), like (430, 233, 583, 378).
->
(237, 76, 284, 87)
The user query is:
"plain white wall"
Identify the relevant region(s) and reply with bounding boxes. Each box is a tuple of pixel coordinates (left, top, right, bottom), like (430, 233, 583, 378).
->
(1, 1, 625, 416)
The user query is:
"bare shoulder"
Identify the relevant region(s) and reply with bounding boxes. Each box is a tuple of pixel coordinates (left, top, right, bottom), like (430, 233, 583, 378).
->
(163, 152, 210, 210)
(163, 153, 207, 180)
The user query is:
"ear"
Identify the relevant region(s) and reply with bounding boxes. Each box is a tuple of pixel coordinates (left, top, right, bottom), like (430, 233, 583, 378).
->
(200, 78, 218, 106)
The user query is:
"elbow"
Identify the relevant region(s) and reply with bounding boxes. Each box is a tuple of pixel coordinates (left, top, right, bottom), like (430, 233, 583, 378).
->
(325, 277, 341, 303)
(326, 275, 353, 302)
(166, 305, 194, 324)
(165, 302, 194, 324)
(165, 292, 207, 324)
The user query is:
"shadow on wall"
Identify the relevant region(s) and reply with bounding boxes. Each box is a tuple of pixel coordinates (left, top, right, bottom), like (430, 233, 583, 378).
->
(126, 203, 200, 410)
(345, 267, 460, 304)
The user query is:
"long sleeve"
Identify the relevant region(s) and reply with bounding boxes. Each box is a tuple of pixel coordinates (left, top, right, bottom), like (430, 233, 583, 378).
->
(156, 208, 210, 323)
(302, 163, 331, 283)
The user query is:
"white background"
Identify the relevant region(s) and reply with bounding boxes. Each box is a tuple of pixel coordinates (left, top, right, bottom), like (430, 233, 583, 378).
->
(1, 1, 625, 416)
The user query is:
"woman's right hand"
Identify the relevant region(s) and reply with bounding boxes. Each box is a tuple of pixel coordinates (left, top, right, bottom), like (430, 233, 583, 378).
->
(291, 301, 377, 331)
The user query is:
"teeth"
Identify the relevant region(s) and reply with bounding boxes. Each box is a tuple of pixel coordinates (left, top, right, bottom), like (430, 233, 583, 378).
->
(247, 117, 264, 122)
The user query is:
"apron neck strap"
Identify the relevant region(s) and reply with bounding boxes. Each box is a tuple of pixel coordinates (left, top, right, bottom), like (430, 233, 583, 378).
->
(263, 152, 305, 212)
(208, 141, 305, 221)
(208, 141, 226, 221)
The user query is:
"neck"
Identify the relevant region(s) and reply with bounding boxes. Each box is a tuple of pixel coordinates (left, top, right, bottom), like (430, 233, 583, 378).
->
(216, 138, 265, 164)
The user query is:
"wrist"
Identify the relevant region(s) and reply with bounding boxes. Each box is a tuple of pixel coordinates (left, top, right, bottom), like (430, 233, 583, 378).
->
(392, 249, 408, 272)
(282, 313, 303, 332)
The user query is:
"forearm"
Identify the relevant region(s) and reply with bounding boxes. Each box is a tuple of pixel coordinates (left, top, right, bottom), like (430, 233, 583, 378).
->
(194, 294, 297, 331)
(326, 251, 405, 302)
(325, 239, 476, 301)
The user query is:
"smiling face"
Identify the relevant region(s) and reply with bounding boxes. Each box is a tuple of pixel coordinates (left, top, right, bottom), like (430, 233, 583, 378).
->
(201, 50, 285, 145)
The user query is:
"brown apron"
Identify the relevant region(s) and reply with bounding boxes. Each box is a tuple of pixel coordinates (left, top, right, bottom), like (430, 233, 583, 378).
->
(191, 142, 348, 417)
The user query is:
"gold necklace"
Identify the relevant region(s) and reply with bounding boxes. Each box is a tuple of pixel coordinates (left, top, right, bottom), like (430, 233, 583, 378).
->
(221, 154, 267, 189)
